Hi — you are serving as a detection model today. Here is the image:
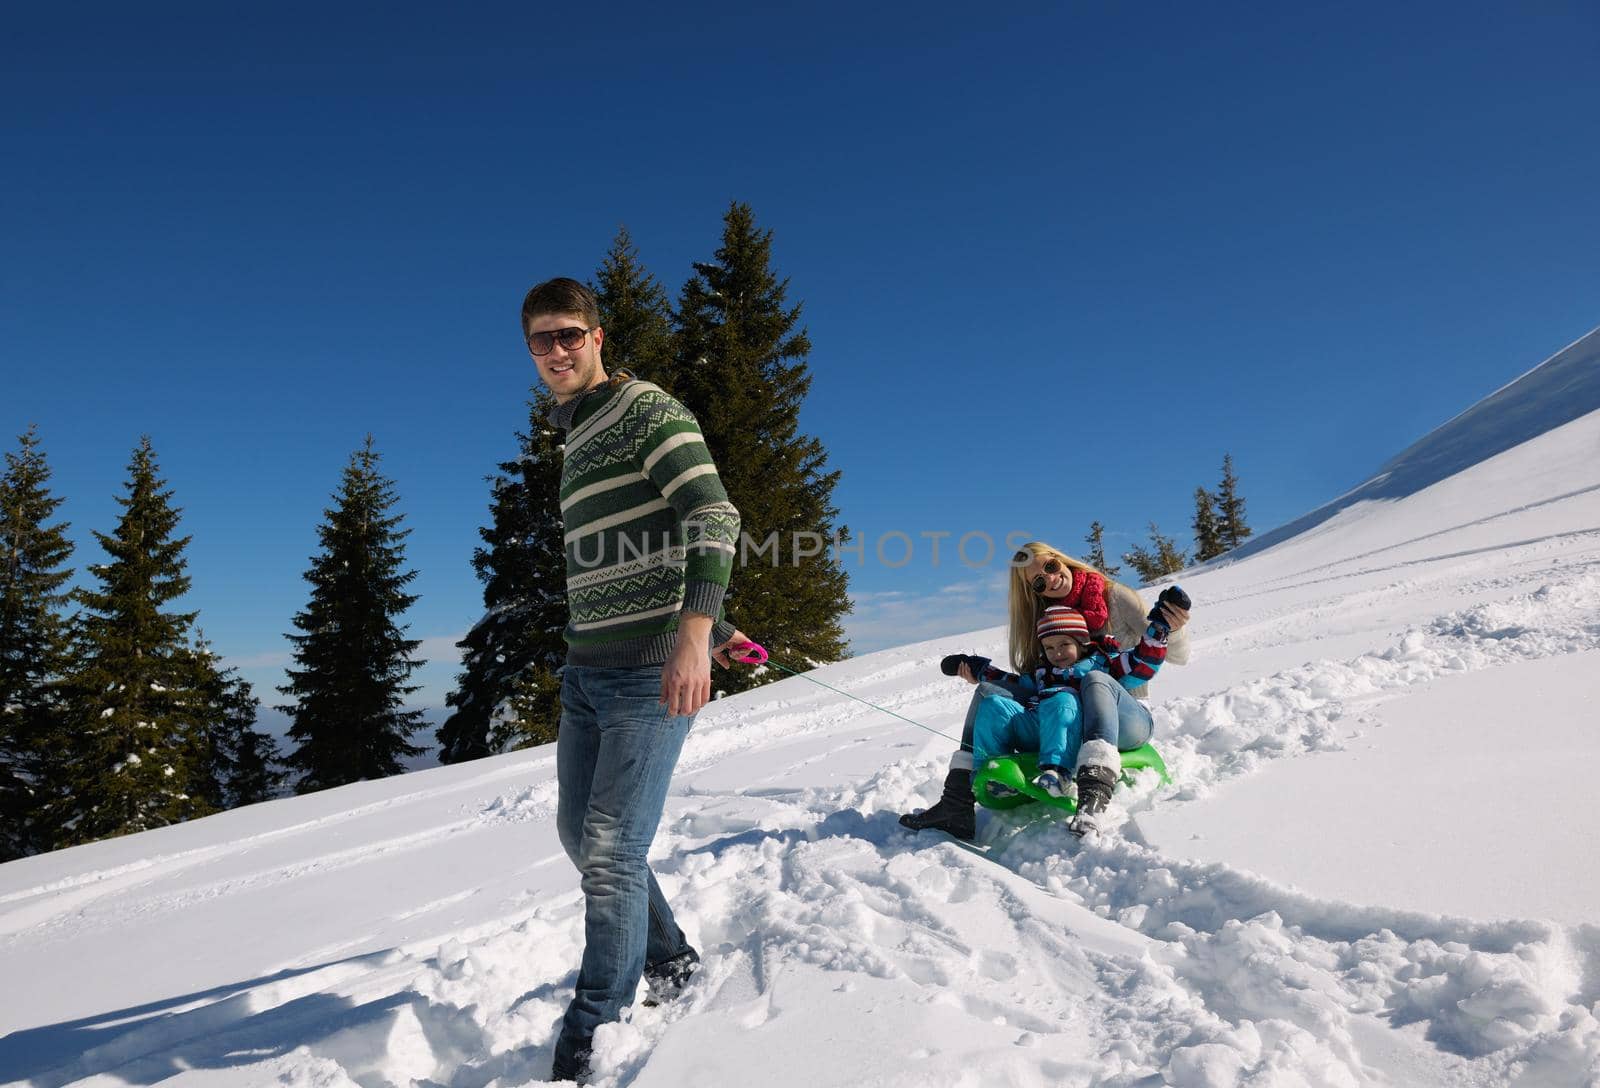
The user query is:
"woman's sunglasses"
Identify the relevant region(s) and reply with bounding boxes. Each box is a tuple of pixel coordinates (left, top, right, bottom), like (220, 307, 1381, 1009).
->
(1027, 558, 1063, 595)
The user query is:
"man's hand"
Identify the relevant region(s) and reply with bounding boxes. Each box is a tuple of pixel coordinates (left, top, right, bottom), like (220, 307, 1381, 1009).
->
(662, 614, 715, 717)
(711, 628, 755, 669)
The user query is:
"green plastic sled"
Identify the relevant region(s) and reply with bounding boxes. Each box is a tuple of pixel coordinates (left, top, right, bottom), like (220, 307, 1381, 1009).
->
(972, 744, 1171, 813)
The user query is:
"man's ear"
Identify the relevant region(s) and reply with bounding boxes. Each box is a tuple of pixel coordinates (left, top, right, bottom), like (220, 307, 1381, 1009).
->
(592, 325, 604, 355)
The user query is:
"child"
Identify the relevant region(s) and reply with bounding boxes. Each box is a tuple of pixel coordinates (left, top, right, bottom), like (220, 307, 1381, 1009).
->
(946, 590, 1184, 836)
(900, 541, 1191, 841)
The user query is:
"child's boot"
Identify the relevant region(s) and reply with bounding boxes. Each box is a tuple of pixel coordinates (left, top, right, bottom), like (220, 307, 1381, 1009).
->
(1031, 765, 1075, 800)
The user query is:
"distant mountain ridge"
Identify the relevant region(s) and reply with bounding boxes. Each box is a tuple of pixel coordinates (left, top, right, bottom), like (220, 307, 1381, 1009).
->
(1225, 324, 1600, 562)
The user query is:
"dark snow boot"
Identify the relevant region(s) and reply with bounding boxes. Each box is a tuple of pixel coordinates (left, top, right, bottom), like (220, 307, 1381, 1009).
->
(642, 947, 701, 1007)
(550, 1044, 592, 1084)
(899, 767, 976, 841)
(1068, 764, 1118, 838)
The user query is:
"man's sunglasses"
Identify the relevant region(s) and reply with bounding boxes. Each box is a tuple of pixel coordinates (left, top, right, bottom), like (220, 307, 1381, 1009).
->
(527, 325, 598, 357)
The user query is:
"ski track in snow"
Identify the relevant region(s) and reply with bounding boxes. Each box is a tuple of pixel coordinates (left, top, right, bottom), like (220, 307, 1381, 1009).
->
(0, 757, 556, 939)
(8, 549, 1600, 1088)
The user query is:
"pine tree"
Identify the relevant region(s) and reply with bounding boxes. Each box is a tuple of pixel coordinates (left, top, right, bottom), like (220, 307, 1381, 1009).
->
(1191, 487, 1225, 562)
(60, 437, 212, 844)
(673, 202, 850, 692)
(0, 427, 76, 858)
(1121, 543, 1159, 584)
(1215, 454, 1252, 550)
(593, 225, 676, 385)
(1154, 523, 1190, 575)
(1122, 522, 1188, 584)
(437, 391, 569, 762)
(488, 663, 562, 752)
(280, 437, 426, 792)
(182, 633, 285, 809)
(227, 714, 289, 806)
(1083, 521, 1120, 577)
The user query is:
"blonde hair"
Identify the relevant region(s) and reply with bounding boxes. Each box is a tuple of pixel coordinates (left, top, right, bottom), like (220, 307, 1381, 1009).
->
(1006, 542, 1108, 673)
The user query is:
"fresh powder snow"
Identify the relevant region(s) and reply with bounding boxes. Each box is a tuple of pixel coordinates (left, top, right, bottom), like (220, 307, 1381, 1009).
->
(3, 331, 1599, 1086)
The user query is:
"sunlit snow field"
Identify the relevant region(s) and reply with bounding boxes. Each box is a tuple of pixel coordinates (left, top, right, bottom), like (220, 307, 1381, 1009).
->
(4, 336, 1600, 1086)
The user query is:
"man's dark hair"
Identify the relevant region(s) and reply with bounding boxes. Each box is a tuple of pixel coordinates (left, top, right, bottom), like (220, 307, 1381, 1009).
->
(521, 277, 600, 334)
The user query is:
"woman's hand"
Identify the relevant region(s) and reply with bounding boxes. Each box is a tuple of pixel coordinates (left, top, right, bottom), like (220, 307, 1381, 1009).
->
(957, 661, 977, 684)
(1159, 602, 1190, 633)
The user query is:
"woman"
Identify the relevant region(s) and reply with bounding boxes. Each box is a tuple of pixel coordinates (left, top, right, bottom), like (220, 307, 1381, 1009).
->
(898, 542, 1190, 841)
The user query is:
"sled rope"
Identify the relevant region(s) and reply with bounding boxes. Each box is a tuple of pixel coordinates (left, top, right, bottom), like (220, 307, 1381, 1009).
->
(735, 643, 964, 746)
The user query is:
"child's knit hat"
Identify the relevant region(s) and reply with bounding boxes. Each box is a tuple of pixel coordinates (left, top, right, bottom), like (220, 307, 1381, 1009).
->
(1036, 605, 1091, 645)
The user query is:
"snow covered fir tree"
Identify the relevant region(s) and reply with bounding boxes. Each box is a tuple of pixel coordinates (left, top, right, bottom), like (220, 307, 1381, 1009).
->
(279, 437, 426, 792)
(183, 633, 285, 810)
(1083, 520, 1120, 577)
(0, 427, 75, 859)
(2, 433, 283, 852)
(436, 395, 568, 763)
(671, 203, 850, 694)
(55, 438, 215, 844)
(1187, 455, 1252, 565)
(1122, 521, 1189, 583)
(592, 225, 676, 383)
(1192, 486, 1225, 562)
(1215, 452, 1252, 550)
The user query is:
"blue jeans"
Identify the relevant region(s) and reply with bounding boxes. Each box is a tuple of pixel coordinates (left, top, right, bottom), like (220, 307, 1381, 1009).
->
(553, 664, 695, 1072)
(1079, 670, 1153, 752)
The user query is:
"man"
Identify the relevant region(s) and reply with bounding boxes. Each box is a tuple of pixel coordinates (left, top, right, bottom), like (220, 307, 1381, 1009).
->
(521, 277, 750, 1082)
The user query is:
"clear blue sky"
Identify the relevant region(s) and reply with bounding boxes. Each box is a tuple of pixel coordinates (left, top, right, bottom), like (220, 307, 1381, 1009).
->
(5, 2, 1598, 729)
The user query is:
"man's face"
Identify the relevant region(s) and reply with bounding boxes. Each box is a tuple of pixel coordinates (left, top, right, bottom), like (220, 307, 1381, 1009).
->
(527, 311, 605, 403)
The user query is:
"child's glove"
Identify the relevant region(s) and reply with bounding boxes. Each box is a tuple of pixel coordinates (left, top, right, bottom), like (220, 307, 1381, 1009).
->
(1147, 585, 1191, 639)
(940, 654, 991, 678)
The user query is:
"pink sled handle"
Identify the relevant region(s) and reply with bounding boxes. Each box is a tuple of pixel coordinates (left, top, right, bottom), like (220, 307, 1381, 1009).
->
(730, 641, 768, 665)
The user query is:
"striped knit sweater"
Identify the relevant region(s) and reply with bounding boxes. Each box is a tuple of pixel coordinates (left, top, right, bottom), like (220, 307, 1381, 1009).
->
(548, 377, 740, 667)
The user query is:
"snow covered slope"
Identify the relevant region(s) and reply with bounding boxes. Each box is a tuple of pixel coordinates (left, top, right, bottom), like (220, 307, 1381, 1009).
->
(1228, 323, 1600, 562)
(4, 374, 1600, 1086)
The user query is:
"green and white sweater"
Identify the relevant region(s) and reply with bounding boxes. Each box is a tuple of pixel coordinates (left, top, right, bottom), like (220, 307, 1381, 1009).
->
(549, 378, 740, 667)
